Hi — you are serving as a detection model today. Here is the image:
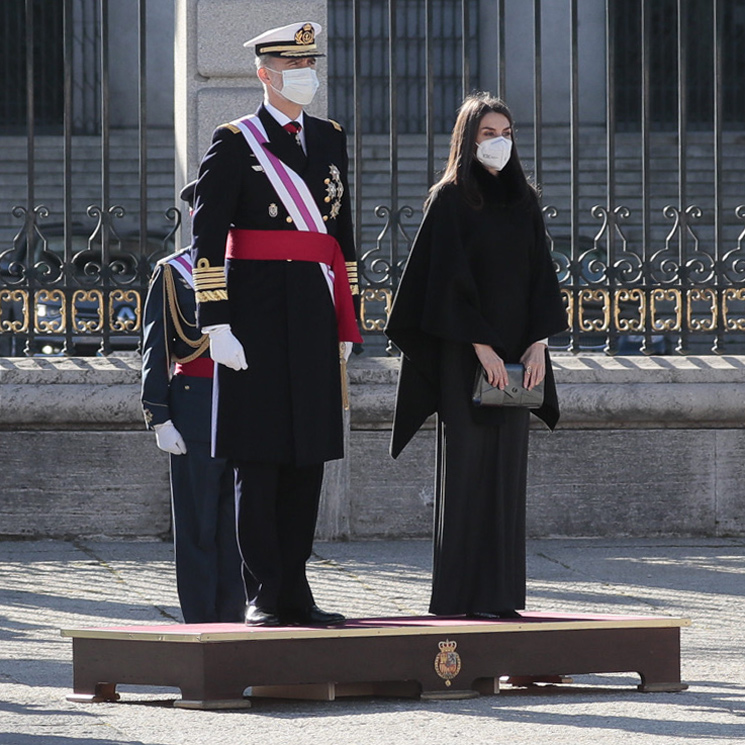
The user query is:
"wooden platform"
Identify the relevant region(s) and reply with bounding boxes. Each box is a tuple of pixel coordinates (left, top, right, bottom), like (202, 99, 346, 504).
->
(60, 612, 690, 709)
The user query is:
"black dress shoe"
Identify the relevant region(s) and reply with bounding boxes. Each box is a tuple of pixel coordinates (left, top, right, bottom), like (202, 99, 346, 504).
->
(286, 605, 346, 626)
(245, 605, 283, 627)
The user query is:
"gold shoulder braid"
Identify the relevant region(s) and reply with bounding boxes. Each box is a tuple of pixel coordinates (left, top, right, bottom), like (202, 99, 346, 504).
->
(345, 260, 360, 295)
(163, 263, 197, 331)
(193, 258, 228, 303)
(163, 264, 210, 363)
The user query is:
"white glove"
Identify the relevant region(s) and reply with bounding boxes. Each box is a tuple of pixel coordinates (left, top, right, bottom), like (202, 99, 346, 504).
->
(342, 341, 353, 362)
(205, 324, 248, 371)
(153, 420, 187, 455)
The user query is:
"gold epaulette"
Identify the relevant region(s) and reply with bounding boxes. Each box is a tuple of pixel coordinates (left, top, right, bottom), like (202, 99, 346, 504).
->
(218, 122, 241, 134)
(329, 119, 343, 132)
(193, 258, 228, 303)
(346, 260, 360, 295)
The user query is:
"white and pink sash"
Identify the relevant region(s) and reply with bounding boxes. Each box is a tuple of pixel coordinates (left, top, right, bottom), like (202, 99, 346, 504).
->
(168, 252, 194, 289)
(232, 115, 335, 297)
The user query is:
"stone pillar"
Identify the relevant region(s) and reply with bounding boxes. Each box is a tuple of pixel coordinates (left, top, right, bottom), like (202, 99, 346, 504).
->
(174, 0, 350, 538)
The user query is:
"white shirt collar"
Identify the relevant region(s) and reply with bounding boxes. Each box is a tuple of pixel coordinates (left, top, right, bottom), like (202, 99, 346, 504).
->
(263, 100, 305, 129)
(263, 100, 307, 152)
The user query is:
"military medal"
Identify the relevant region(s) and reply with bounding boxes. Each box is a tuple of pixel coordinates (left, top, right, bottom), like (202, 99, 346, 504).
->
(325, 164, 344, 220)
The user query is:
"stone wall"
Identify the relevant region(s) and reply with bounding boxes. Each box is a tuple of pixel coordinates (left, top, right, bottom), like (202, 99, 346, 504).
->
(0, 354, 743, 539)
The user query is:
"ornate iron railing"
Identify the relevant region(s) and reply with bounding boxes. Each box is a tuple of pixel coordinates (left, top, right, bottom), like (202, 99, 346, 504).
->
(355, 197, 745, 355)
(2, 0, 745, 357)
(0, 0, 176, 356)
(347, 0, 745, 355)
(0, 204, 178, 356)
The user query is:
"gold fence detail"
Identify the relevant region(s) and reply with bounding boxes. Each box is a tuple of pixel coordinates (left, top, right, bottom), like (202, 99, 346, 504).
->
(614, 288, 645, 332)
(110, 290, 141, 332)
(651, 289, 682, 331)
(0, 289, 29, 333)
(358, 287, 745, 334)
(72, 290, 104, 333)
(723, 289, 745, 331)
(5, 283, 745, 348)
(360, 288, 393, 332)
(578, 289, 610, 332)
(687, 288, 717, 332)
(34, 290, 66, 333)
(359, 286, 745, 337)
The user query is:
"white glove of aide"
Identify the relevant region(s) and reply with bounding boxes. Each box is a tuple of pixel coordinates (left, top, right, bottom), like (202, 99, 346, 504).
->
(342, 341, 353, 362)
(153, 420, 187, 455)
(205, 324, 248, 371)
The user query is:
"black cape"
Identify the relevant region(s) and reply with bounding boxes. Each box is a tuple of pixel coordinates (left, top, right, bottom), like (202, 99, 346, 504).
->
(385, 169, 568, 458)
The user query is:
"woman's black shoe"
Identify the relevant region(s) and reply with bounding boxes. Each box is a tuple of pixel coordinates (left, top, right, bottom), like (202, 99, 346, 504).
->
(496, 610, 522, 619)
(467, 610, 522, 620)
(468, 611, 501, 620)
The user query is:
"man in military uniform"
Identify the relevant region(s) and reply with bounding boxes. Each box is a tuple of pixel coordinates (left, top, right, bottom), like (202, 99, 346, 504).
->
(191, 22, 362, 627)
(141, 181, 245, 625)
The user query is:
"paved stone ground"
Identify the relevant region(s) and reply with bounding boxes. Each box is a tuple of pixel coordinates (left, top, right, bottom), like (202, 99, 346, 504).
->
(1, 536, 744, 745)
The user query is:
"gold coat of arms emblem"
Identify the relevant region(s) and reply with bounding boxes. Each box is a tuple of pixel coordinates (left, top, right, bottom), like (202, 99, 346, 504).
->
(434, 639, 462, 686)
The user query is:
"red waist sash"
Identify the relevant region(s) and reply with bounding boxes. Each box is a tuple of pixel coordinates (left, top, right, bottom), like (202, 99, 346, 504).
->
(174, 357, 214, 378)
(226, 229, 362, 343)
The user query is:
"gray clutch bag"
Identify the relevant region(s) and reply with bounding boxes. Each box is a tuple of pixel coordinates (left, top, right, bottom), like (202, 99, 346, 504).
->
(472, 363, 545, 408)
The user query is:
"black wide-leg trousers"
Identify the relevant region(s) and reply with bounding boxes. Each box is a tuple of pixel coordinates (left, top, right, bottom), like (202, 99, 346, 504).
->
(429, 340, 531, 616)
(234, 461, 324, 615)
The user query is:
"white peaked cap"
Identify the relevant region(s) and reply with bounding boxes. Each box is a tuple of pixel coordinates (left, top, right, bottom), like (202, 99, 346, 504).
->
(244, 22, 324, 57)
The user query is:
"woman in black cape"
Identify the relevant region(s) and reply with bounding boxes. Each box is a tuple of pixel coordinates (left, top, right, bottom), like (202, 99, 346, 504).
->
(385, 93, 567, 619)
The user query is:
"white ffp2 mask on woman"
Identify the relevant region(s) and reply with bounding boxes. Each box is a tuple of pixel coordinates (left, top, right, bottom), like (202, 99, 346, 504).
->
(475, 136, 513, 171)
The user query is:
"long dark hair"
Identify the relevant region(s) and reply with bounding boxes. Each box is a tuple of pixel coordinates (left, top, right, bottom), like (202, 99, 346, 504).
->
(428, 92, 535, 209)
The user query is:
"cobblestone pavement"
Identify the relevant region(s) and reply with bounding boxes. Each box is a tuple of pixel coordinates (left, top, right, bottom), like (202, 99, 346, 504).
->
(1, 537, 744, 745)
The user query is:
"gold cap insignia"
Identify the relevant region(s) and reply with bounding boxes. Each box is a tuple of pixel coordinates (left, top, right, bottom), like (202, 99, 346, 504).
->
(295, 23, 315, 46)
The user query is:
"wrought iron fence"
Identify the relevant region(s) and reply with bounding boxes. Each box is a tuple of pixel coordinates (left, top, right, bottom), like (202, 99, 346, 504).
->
(337, 0, 745, 355)
(0, 0, 176, 356)
(2, 0, 745, 357)
(328, 0, 479, 134)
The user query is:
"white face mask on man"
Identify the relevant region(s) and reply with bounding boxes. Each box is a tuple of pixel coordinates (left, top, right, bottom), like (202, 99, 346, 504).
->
(266, 67, 320, 106)
(475, 136, 513, 171)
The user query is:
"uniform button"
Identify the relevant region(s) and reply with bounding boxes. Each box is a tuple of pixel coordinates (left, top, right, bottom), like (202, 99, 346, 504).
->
(324, 178, 330, 184)
(323, 215, 328, 221)
(184, 385, 190, 390)
(324, 197, 331, 203)
(286, 216, 293, 223)
(286, 259, 293, 262)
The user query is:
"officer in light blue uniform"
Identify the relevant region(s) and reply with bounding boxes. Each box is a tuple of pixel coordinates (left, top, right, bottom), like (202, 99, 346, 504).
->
(141, 181, 245, 624)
